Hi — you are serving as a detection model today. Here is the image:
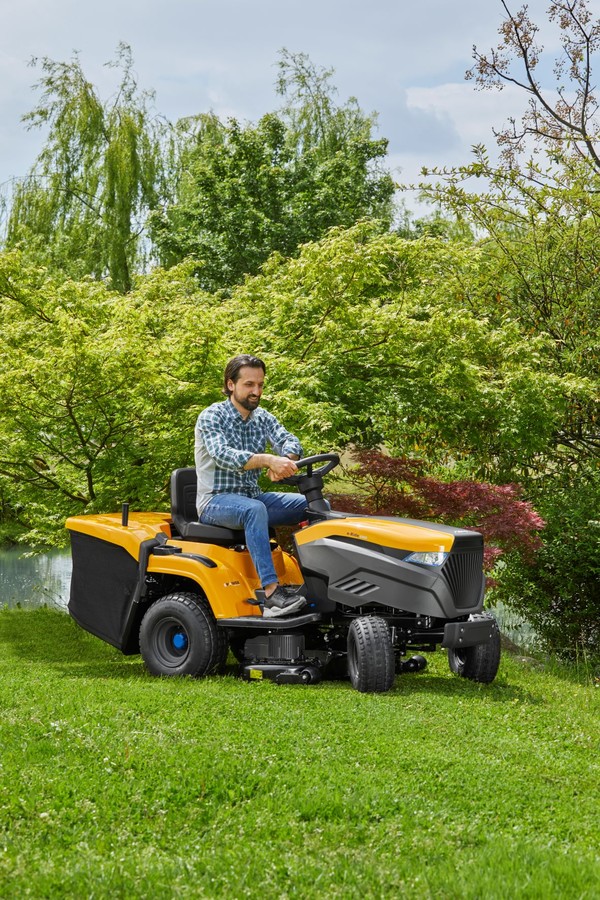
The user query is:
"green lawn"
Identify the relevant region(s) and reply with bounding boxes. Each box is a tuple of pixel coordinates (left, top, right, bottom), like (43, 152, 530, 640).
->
(1, 608, 599, 899)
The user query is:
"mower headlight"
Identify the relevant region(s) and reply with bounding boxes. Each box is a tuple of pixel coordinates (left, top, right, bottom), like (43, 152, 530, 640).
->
(404, 550, 448, 567)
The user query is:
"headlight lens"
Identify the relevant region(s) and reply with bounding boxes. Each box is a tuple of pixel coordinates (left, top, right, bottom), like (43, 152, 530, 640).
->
(404, 550, 448, 566)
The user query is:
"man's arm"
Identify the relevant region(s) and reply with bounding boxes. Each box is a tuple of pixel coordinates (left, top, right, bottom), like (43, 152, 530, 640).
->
(263, 411, 302, 464)
(244, 453, 298, 480)
(260, 411, 302, 480)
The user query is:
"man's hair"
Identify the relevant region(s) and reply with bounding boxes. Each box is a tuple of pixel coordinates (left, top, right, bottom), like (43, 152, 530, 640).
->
(223, 354, 266, 396)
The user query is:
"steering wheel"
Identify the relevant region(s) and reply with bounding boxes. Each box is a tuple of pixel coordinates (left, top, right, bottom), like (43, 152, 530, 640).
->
(278, 453, 340, 486)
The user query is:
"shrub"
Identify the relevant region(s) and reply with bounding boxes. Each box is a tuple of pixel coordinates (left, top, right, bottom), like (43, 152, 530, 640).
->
(329, 450, 545, 573)
(494, 472, 600, 659)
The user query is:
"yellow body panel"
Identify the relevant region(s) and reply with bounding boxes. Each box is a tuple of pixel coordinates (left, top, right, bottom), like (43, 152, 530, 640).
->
(147, 539, 302, 619)
(65, 512, 171, 561)
(294, 516, 455, 553)
(66, 512, 303, 620)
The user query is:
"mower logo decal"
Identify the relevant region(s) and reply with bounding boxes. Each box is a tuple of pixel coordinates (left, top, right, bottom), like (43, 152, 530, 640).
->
(346, 531, 360, 538)
(223, 580, 241, 587)
(249, 668, 263, 680)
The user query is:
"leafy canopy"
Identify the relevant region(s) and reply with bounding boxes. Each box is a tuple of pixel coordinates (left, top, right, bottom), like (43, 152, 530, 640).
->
(150, 51, 395, 291)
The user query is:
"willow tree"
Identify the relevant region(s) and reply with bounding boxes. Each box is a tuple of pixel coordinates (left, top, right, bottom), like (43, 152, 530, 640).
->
(4, 44, 167, 293)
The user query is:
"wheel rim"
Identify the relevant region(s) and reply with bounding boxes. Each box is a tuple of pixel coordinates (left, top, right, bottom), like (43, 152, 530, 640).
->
(151, 617, 190, 668)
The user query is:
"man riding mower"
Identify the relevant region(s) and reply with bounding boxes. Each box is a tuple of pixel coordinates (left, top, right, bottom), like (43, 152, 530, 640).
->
(66, 452, 501, 693)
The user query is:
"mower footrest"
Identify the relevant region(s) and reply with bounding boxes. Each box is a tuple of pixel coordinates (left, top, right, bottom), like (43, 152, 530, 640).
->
(217, 612, 322, 629)
(442, 616, 498, 649)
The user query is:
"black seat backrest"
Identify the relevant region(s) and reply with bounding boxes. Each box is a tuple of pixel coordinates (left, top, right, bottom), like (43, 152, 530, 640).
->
(171, 467, 199, 524)
(170, 468, 245, 545)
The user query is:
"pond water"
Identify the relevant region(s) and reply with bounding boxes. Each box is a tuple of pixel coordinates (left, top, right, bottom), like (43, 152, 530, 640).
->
(0, 547, 71, 611)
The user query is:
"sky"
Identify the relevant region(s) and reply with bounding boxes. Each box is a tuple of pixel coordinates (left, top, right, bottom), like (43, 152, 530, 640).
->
(0, 0, 594, 215)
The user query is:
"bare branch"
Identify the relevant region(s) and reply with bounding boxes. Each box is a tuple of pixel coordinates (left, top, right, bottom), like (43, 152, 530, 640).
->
(468, 0, 600, 173)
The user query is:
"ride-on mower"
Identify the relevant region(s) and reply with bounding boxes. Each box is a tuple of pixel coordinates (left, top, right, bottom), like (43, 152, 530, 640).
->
(66, 454, 501, 693)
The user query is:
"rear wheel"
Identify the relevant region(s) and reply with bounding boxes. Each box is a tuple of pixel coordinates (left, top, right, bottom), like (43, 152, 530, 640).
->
(140, 592, 228, 677)
(448, 615, 501, 683)
(347, 616, 395, 693)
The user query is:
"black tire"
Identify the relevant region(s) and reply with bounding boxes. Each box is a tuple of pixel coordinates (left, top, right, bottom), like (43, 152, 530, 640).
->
(347, 616, 395, 693)
(139, 592, 228, 677)
(447, 615, 501, 684)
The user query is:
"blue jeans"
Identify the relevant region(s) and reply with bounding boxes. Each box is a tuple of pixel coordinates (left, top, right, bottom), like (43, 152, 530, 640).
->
(199, 492, 309, 587)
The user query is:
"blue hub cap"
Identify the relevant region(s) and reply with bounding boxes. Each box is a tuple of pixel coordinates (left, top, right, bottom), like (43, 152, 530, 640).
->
(171, 631, 188, 651)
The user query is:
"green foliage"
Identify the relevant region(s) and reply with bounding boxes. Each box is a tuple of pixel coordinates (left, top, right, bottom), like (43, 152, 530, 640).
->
(1, 609, 600, 898)
(231, 222, 574, 476)
(0, 252, 225, 543)
(420, 155, 600, 469)
(276, 48, 380, 158)
(493, 470, 600, 657)
(4, 44, 168, 292)
(414, 154, 600, 654)
(410, 0, 600, 655)
(150, 52, 394, 291)
(0, 223, 576, 546)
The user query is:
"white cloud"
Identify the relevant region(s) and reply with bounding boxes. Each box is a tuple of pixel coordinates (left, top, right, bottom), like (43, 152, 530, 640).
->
(406, 81, 527, 149)
(386, 82, 532, 214)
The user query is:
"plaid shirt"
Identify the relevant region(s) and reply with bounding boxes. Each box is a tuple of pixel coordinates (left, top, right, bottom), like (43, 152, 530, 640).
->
(194, 399, 303, 514)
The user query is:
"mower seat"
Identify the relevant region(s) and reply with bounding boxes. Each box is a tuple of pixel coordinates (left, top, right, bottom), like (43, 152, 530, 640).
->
(170, 468, 246, 545)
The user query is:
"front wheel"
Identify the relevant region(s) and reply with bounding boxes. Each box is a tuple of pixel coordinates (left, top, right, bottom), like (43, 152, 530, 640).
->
(347, 616, 395, 693)
(140, 592, 228, 677)
(448, 615, 501, 684)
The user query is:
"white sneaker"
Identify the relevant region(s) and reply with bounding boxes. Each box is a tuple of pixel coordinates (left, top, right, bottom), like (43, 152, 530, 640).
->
(262, 596, 307, 618)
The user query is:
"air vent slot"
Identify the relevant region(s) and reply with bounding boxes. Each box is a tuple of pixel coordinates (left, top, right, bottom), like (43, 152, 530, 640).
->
(332, 576, 379, 597)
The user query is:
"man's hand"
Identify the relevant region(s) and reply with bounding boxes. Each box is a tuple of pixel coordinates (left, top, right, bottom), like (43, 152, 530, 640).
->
(243, 453, 299, 478)
(267, 455, 298, 481)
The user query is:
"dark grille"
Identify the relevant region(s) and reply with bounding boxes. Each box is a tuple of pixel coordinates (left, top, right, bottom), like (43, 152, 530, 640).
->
(442, 549, 484, 609)
(331, 576, 379, 597)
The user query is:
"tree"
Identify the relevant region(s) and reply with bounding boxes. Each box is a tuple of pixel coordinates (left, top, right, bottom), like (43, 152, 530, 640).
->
(229, 222, 574, 478)
(150, 52, 395, 292)
(276, 49, 381, 159)
(467, 0, 600, 173)
(150, 112, 300, 289)
(493, 470, 600, 656)
(410, 0, 600, 656)
(414, 2, 600, 472)
(0, 223, 573, 546)
(0, 250, 225, 543)
(4, 44, 167, 292)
